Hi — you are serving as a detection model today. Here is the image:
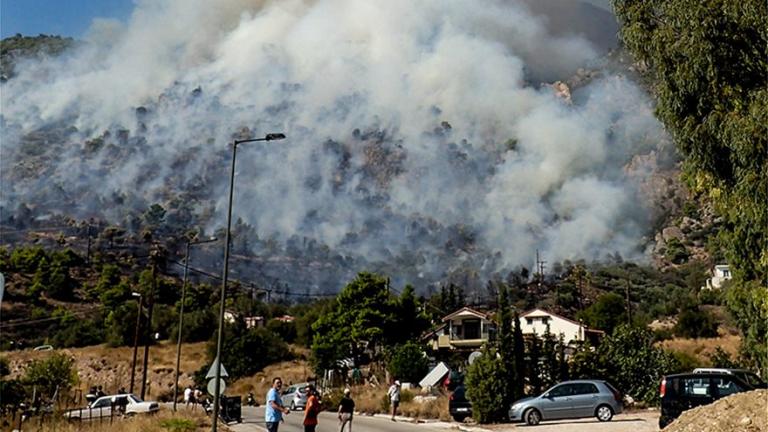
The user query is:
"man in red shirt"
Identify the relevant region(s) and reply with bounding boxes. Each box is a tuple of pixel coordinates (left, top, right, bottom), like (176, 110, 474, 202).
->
(303, 385, 321, 432)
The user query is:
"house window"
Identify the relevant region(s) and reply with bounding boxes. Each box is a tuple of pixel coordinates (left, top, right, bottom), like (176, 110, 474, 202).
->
(722, 270, 731, 278)
(463, 319, 481, 339)
(526, 318, 533, 325)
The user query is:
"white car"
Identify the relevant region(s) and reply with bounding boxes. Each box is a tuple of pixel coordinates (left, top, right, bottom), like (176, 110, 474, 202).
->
(64, 394, 159, 420)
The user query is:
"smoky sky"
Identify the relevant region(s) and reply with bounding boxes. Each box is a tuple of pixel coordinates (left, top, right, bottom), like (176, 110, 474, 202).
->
(0, 0, 668, 283)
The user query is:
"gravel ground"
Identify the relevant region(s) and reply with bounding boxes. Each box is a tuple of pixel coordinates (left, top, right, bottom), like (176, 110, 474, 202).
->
(469, 411, 660, 432)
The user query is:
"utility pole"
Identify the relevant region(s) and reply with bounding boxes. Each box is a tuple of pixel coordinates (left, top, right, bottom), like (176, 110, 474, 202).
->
(140, 245, 158, 400)
(129, 293, 143, 394)
(535, 250, 547, 292)
(625, 274, 632, 325)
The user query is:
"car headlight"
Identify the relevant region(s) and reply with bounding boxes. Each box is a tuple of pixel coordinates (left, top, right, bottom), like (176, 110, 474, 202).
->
(510, 404, 520, 410)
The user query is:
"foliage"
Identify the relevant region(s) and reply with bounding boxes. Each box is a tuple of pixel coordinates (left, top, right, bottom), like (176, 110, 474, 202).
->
(708, 347, 738, 369)
(211, 325, 291, 380)
(387, 342, 429, 384)
(159, 418, 197, 432)
(23, 352, 78, 397)
(495, 285, 516, 408)
(465, 347, 507, 423)
(311, 272, 426, 373)
(267, 319, 297, 344)
(1, 34, 75, 80)
(571, 325, 679, 404)
(614, 0, 767, 373)
(674, 305, 719, 338)
(578, 292, 626, 334)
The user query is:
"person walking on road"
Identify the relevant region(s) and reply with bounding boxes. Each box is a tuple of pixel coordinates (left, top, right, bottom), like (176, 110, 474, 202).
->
(303, 385, 321, 432)
(184, 385, 193, 408)
(266, 377, 290, 432)
(387, 380, 401, 421)
(338, 388, 355, 432)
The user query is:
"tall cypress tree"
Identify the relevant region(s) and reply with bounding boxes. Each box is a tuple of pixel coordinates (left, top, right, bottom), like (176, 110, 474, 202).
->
(497, 284, 515, 410)
(513, 311, 525, 399)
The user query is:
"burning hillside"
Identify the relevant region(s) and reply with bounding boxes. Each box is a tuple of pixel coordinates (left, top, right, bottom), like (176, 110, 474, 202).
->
(1, 0, 674, 294)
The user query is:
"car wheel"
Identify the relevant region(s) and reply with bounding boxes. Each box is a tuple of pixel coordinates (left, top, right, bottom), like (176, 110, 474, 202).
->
(452, 414, 467, 422)
(524, 408, 541, 426)
(595, 404, 613, 422)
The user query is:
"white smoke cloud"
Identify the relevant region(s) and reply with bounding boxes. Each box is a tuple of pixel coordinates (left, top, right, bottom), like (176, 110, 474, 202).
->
(1, 0, 667, 284)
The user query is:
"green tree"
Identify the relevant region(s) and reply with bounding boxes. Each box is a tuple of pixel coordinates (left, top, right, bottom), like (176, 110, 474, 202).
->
(311, 272, 397, 372)
(572, 325, 679, 404)
(387, 342, 429, 384)
(674, 305, 719, 338)
(209, 326, 291, 380)
(465, 347, 507, 423)
(578, 293, 626, 335)
(496, 285, 516, 410)
(512, 311, 525, 400)
(614, 0, 767, 373)
(23, 352, 78, 397)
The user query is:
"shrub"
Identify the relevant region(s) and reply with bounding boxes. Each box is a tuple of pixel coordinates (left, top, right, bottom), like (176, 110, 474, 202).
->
(675, 306, 719, 338)
(23, 352, 78, 397)
(387, 342, 429, 384)
(159, 418, 197, 432)
(465, 347, 507, 423)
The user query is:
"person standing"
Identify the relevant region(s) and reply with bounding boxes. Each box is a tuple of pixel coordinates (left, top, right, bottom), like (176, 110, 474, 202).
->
(387, 380, 401, 421)
(338, 388, 355, 432)
(266, 377, 290, 432)
(303, 385, 321, 432)
(184, 385, 193, 408)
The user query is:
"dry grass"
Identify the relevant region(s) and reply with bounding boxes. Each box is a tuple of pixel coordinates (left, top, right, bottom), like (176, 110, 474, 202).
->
(228, 359, 314, 398)
(4, 342, 209, 400)
(7, 407, 231, 432)
(659, 333, 741, 365)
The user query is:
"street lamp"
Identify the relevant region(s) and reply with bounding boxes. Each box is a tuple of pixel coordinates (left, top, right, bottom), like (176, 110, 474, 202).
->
(173, 236, 218, 411)
(129, 292, 143, 394)
(211, 132, 285, 431)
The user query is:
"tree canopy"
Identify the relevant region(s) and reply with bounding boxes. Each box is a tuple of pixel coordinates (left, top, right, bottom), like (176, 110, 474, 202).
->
(614, 0, 767, 372)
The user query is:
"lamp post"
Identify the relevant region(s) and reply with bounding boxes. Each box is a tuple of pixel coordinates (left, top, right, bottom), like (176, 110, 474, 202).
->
(212, 133, 285, 431)
(129, 292, 143, 394)
(173, 236, 218, 411)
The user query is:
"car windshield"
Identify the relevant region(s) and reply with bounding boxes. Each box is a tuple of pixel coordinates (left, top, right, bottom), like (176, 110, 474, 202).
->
(738, 372, 766, 388)
(129, 394, 143, 403)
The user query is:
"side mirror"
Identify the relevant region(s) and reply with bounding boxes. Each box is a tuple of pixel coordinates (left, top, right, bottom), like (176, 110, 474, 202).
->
(543, 393, 551, 398)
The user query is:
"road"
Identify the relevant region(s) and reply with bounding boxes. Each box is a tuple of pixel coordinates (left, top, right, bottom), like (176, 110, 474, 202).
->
(226, 407, 660, 432)
(228, 406, 454, 432)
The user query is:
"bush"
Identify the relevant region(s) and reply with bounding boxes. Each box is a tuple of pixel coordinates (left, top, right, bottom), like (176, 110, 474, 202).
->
(266, 319, 297, 343)
(159, 418, 197, 432)
(212, 326, 292, 380)
(387, 342, 429, 384)
(465, 347, 507, 423)
(675, 306, 719, 338)
(23, 352, 78, 397)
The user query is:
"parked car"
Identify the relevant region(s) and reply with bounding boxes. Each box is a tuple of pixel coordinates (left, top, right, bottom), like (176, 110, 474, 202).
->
(692, 368, 767, 389)
(64, 394, 159, 420)
(281, 383, 309, 411)
(659, 372, 753, 429)
(448, 385, 472, 422)
(508, 380, 623, 426)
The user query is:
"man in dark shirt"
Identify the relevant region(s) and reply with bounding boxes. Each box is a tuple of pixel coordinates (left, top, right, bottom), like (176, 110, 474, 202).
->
(338, 388, 355, 432)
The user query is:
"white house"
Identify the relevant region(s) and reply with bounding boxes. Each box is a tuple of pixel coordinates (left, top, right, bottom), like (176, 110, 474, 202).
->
(518, 308, 603, 345)
(704, 265, 732, 290)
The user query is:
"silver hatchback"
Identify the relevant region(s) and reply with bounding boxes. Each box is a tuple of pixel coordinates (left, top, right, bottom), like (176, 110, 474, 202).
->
(508, 380, 623, 425)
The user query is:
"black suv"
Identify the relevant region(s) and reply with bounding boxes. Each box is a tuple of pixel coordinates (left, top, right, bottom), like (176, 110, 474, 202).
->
(659, 372, 753, 429)
(449, 385, 472, 422)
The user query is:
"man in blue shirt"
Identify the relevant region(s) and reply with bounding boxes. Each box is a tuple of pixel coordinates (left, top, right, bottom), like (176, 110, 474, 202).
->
(266, 377, 290, 432)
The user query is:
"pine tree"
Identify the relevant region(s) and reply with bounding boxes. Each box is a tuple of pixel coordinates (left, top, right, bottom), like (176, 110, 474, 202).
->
(497, 284, 515, 410)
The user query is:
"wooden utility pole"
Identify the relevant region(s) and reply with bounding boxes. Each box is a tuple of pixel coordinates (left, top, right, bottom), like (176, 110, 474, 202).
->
(140, 245, 158, 399)
(625, 274, 632, 325)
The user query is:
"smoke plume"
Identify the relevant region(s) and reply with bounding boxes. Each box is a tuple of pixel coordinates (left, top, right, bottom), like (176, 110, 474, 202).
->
(0, 0, 668, 291)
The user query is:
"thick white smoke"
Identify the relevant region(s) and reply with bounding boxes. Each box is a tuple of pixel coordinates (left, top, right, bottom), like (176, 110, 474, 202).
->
(0, 0, 667, 285)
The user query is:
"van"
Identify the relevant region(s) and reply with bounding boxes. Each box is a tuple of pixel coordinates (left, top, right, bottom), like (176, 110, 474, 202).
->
(659, 372, 752, 429)
(692, 368, 767, 389)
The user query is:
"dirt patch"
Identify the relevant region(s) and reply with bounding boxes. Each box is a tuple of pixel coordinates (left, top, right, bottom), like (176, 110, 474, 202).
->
(664, 389, 767, 432)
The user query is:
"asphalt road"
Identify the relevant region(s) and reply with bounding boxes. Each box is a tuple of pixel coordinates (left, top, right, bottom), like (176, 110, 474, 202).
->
(227, 406, 453, 432)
